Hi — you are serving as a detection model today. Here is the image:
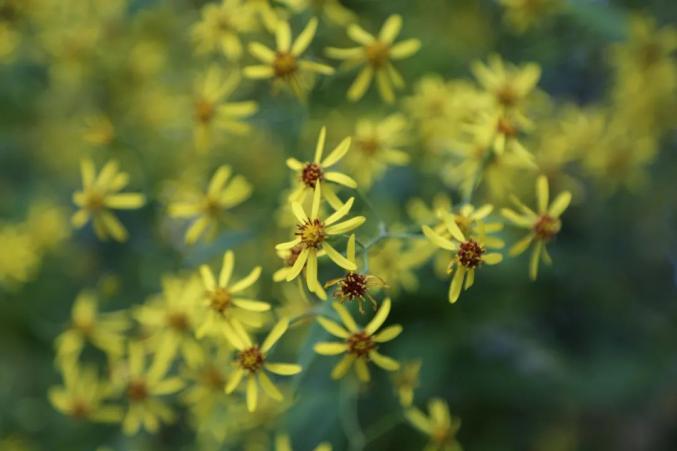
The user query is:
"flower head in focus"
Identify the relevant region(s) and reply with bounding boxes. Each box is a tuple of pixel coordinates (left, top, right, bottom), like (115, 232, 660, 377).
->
(286, 126, 355, 209)
(72, 159, 146, 242)
(501, 175, 571, 280)
(244, 18, 334, 99)
(168, 165, 252, 245)
(326, 14, 421, 103)
(275, 185, 365, 298)
(314, 298, 401, 382)
(223, 318, 302, 412)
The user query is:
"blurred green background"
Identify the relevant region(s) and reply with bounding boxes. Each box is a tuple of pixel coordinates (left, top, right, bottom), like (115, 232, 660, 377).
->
(1, 0, 676, 450)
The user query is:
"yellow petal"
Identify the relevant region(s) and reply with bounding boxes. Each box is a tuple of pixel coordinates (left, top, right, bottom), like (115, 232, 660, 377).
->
(331, 354, 355, 379)
(261, 317, 289, 353)
(373, 324, 402, 342)
(379, 14, 402, 44)
(536, 175, 549, 214)
(317, 317, 350, 338)
(389, 38, 420, 59)
(332, 302, 358, 332)
(258, 371, 283, 401)
(229, 266, 262, 293)
(324, 171, 357, 188)
(322, 242, 356, 271)
(219, 251, 234, 287)
(246, 375, 258, 412)
(347, 67, 373, 102)
(264, 362, 302, 375)
(325, 216, 366, 235)
(292, 17, 318, 56)
(321, 137, 351, 168)
(422, 225, 456, 251)
(369, 351, 399, 371)
(449, 267, 465, 303)
(549, 191, 572, 218)
(314, 342, 348, 355)
(365, 298, 391, 335)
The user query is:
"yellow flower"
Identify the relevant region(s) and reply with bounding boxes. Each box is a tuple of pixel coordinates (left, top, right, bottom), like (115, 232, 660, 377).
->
(406, 398, 462, 451)
(0, 224, 39, 288)
(464, 109, 535, 166)
(499, 0, 561, 33)
(115, 342, 185, 435)
(180, 346, 234, 419)
(81, 113, 115, 147)
(55, 291, 129, 364)
(72, 159, 146, 242)
(168, 165, 252, 245)
(314, 298, 401, 382)
(49, 361, 122, 423)
(368, 239, 428, 294)
(244, 18, 334, 99)
(192, 0, 256, 60)
(275, 185, 365, 297)
(324, 234, 386, 313)
(191, 66, 258, 151)
(197, 250, 270, 338)
(223, 318, 302, 412)
(286, 126, 355, 209)
(471, 54, 541, 111)
(326, 14, 421, 103)
(275, 432, 333, 451)
(392, 360, 422, 407)
(281, 0, 356, 26)
(422, 213, 503, 303)
(134, 275, 204, 368)
(501, 175, 571, 280)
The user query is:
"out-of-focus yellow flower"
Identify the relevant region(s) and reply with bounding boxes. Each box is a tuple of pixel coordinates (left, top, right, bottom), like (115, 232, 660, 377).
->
(464, 109, 535, 165)
(392, 359, 422, 407)
(275, 185, 365, 297)
(499, 0, 561, 34)
(244, 0, 283, 31)
(501, 175, 571, 280)
(281, 0, 355, 26)
(168, 165, 252, 244)
(244, 18, 334, 99)
(0, 224, 39, 288)
(274, 432, 333, 451)
(25, 201, 70, 252)
(406, 398, 462, 451)
(286, 126, 354, 209)
(314, 298, 401, 382)
(72, 159, 146, 242)
(55, 291, 129, 364)
(326, 14, 421, 103)
(197, 250, 270, 337)
(114, 342, 185, 435)
(192, 0, 256, 60)
(368, 239, 428, 294)
(224, 318, 302, 412)
(181, 346, 233, 419)
(324, 234, 385, 313)
(192, 66, 257, 152)
(422, 212, 503, 303)
(343, 114, 409, 189)
(471, 54, 541, 112)
(49, 362, 122, 422)
(0, 21, 19, 63)
(134, 275, 204, 368)
(81, 113, 115, 147)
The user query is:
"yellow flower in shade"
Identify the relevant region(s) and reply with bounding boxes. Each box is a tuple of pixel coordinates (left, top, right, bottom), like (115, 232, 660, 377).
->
(224, 318, 302, 412)
(314, 298, 401, 382)
(168, 165, 252, 245)
(275, 185, 365, 296)
(244, 18, 334, 99)
(197, 250, 270, 338)
(49, 362, 122, 422)
(368, 239, 429, 294)
(324, 234, 386, 313)
(422, 214, 503, 303)
(282, 0, 356, 26)
(180, 346, 233, 419)
(326, 15, 421, 103)
(191, 66, 258, 151)
(275, 432, 333, 451)
(286, 126, 355, 209)
(0, 224, 39, 288)
(134, 275, 204, 368)
(72, 159, 146, 242)
(464, 109, 535, 166)
(406, 398, 462, 451)
(345, 114, 410, 189)
(392, 359, 422, 407)
(55, 291, 129, 364)
(115, 343, 185, 435)
(471, 54, 541, 111)
(499, 0, 561, 33)
(501, 175, 571, 280)
(192, 0, 256, 60)
(81, 113, 115, 147)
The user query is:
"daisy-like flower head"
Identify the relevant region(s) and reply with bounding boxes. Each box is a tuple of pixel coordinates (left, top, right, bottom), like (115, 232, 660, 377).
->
(314, 298, 401, 382)
(286, 126, 355, 209)
(325, 234, 386, 313)
(406, 398, 462, 451)
(223, 317, 302, 412)
(191, 0, 256, 60)
(472, 54, 540, 111)
(422, 214, 503, 303)
(168, 165, 252, 245)
(345, 114, 410, 189)
(501, 175, 571, 280)
(72, 159, 146, 242)
(197, 250, 270, 338)
(465, 109, 536, 167)
(191, 66, 258, 151)
(49, 361, 122, 423)
(275, 184, 366, 297)
(244, 17, 334, 99)
(115, 342, 185, 435)
(326, 14, 421, 103)
(55, 291, 129, 365)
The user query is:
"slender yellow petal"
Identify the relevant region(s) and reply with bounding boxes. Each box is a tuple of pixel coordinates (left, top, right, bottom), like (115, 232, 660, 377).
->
(199, 265, 216, 291)
(331, 354, 355, 379)
(449, 267, 465, 303)
(321, 137, 351, 168)
(509, 234, 534, 256)
(317, 317, 350, 338)
(246, 375, 258, 412)
(324, 171, 357, 188)
(347, 67, 373, 101)
(549, 191, 572, 218)
(354, 358, 370, 381)
(104, 193, 145, 209)
(325, 197, 354, 226)
(422, 225, 456, 251)
(292, 18, 318, 56)
(248, 42, 275, 63)
(379, 15, 402, 44)
(332, 302, 358, 332)
(261, 317, 289, 353)
(285, 248, 309, 281)
(258, 371, 283, 400)
(483, 253, 503, 265)
(373, 324, 402, 342)
(314, 126, 326, 163)
(325, 216, 365, 235)
(365, 298, 391, 335)
(314, 342, 348, 355)
(276, 20, 291, 52)
(347, 24, 374, 45)
(389, 38, 421, 59)
(536, 175, 549, 214)
(225, 368, 244, 393)
(529, 240, 543, 280)
(219, 251, 234, 287)
(243, 65, 274, 79)
(322, 242, 356, 271)
(264, 363, 302, 375)
(230, 266, 261, 293)
(369, 351, 399, 371)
